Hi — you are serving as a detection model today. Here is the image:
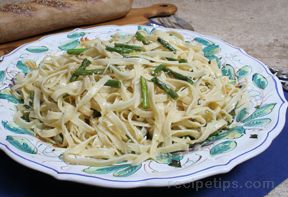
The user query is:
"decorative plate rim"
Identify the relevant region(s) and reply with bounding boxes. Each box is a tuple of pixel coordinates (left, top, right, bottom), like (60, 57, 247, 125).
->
(0, 25, 287, 188)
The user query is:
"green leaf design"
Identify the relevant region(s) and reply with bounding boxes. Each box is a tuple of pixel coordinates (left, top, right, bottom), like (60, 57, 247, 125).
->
(221, 64, 235, 80)
(6, 136, 37, 154)
(155, 153, 183, 164)
(206, 55, 222, 68)
(236, 65, 251, 80)
(203, 44, 220, 57)
(193, 37, 212, 46)
(0, 93, 22, 104)
(137, 26, 155, 34)
(113, 164, 141, 177)
(0, 71, 5, 82)
(58, 40, 80, 51)
(210, 140, 237, 156)
(243, 118, 271, 127)
(242, 103, 276, 123)
(83, 164, 130, 174)
(252, 73, 268, 89)
(236, 108, 248, 122)
(67, 32, 85, 39)
(2, 121, 34, 135)
(83, 164, 141, 177)
(204, 126, 245, 145)
(16, 61, 30, 74)
(26, 46, 48, 53)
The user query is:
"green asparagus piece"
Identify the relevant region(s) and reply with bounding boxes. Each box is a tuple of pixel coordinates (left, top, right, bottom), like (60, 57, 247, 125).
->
(67, 48, 87, 55)
(106, 46, 134, 54)
(152, 64, 193, 84)
(114, 43, 143, 51)
(76, 69, 104, 76)
(157, 37, 176, 52)
(164, 68, 193, 84)
(77, 58, 91, 70)
(70, 58, 91, 82)
(135, 31, 150, 45)
(151, 77, 178, 100)
(152, 64, 166, 76)
(140, 76, 149, 109)
(104, 80, 121, 88)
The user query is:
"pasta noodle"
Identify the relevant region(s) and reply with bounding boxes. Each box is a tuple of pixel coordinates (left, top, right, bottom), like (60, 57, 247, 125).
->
(12, 29, 246, 166)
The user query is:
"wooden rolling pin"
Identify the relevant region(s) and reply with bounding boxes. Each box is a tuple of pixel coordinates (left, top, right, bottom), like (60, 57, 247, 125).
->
(0, 3, 177, 56)
(0, 0, 134, 44)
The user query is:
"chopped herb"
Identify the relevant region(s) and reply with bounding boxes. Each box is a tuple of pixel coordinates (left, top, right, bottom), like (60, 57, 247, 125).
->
(178, 59, 187, 63)
(29, 91, 34, 101)
(166, 57, 187, 63)
(104, 80, 121, 88)
(23, 104, 31, 109)
(92, 110, 102, 118)
(21, 113, 30, 122)
(166, 57, 178, 61)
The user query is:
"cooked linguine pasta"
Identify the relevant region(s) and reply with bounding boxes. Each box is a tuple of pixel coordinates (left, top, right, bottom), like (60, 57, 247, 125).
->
(12, 29, 245, 166)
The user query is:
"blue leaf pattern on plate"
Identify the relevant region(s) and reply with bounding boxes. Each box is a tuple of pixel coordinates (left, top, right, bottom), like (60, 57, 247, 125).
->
(236, 108, 248, 122)
(2, 121, 34, 135)
(243, 118, 271, 127)
(113, 164, 141, 177)
(83, 164, 131, 174)
(58, 40, 80, 51)
(26, 46, 48, 53)
(0, 71, 5, 82)
(236, 65, 251, 80)
(204, 126, 245, 145)
(210, 140, 237, 156)
(252, 73, 268, 89)
(83, 163, 141, 177)
(137, 26, 155, 34)
(6, 136, 37, 154)
(67, 32, 85, 39)
(155, 153, 183, 164)
(203, 44, 220, 57)
(221, 64, 235, 80)
(193, 37, 212, 46)
(0, 93, 22, 104)
(16, 61, 30, 74)
(242, 103, 276, 123)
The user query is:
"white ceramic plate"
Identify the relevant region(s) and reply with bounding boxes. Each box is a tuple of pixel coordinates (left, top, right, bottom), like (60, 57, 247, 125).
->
(0, 25, 287, 188)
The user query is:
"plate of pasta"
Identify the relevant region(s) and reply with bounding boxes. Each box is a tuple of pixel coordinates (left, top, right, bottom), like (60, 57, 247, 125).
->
(0, 25, 286, 188)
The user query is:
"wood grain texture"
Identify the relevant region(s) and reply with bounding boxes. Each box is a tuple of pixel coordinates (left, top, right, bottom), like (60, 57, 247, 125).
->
(0, 3, 177, 56)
